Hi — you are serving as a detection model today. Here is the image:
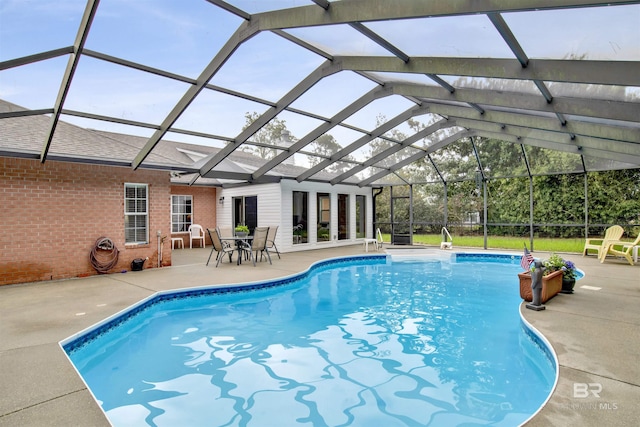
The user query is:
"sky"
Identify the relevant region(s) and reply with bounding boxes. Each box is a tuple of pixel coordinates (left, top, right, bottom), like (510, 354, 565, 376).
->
(1, 0, 639, 158)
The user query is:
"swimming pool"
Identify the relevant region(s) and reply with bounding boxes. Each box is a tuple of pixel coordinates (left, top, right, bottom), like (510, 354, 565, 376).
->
(62, 253, 558, 426)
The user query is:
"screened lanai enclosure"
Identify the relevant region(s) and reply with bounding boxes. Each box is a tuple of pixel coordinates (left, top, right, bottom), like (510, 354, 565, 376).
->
(1, 0, 639, 248)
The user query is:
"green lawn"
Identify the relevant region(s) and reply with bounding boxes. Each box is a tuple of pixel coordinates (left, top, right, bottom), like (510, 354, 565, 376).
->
(383, 234, 585, 254)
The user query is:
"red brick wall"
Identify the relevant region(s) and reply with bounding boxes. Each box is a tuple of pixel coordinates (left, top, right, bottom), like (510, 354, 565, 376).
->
(169, 185, 218, 248)
(0, 157, 174, 286)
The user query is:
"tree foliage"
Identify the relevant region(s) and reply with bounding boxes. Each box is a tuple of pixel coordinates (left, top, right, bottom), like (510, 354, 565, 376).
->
(241, 112, 292, 160)
(240, 112, 639, 239)
(372, 128, 640, 238)
(306, 133, 355, 174)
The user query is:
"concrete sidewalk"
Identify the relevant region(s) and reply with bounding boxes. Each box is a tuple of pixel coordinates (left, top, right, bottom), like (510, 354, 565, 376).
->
(0, 245, 638, 426)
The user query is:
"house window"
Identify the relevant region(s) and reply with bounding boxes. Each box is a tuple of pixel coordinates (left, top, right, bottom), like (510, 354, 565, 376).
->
(171, 195, 192, 233)
(292, 191, 308, 245)
(317, 193, 331, 242)
(124, 183, 148, 244)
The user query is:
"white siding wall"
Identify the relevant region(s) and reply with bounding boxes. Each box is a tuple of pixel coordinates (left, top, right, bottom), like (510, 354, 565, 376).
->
(280, 180, 373, 253)
(217, 180, 373, 254)
(217, 183, 282, 245)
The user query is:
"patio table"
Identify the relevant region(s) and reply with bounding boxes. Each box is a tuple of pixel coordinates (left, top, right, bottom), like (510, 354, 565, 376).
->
(221, 236, 253, 265)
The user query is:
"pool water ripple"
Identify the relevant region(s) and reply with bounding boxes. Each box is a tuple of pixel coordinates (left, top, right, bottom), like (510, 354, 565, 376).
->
(63, 255, 556, 427)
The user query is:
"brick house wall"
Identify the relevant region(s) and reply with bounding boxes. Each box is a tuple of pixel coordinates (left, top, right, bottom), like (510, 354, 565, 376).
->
(0, 157, 179, 286)
(169, 185, 218, 248)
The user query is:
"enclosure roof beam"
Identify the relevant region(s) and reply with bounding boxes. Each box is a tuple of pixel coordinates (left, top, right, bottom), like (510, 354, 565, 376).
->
(392, 83, 639, 124)
(296, 104, 431, 182)
(251, 85, 393, 180)
(359, 130, 472, 187)
(40, 0, 99, 163)
(205, 0, 251, 20)
(132, 20, 260, 170)
(339, 56, 639, 87)
(474, 130, 640, 165)
(424, 103, 640, 144)
(349, 22, 410, 62)
(0, 47, 74, 71)
(487, 13, 529, 67)
(200, 169, 282, 183)
(0, 109, 54, 119)
(272, 29, 334, 60)
(460, 119, 640, 159)
(197, 59, 342, 181)
(254, 0, 637, 30)
(331, 120, 453, 185)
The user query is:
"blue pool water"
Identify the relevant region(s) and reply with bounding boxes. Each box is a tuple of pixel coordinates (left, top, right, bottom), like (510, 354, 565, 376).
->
(63, 254, 557, 427)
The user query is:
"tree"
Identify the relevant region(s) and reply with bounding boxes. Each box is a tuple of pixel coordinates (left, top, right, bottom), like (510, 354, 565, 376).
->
(306, 133, 356, 174)
(240, 112, 293, 160)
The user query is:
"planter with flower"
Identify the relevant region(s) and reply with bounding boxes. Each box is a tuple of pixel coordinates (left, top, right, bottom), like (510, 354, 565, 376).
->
(518, 253, 566, 303)
(543, 253, 578, 294)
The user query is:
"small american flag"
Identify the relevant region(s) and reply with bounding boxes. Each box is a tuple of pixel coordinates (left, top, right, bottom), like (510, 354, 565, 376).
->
(521, 246, 534, 270)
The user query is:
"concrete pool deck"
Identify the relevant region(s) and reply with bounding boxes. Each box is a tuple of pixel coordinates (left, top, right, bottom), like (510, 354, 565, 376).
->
(1, 245, 638, 426)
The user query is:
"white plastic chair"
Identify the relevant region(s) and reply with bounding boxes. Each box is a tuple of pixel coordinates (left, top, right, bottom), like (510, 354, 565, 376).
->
(188, 224, 205, 248)
(364, 228, 384, 252)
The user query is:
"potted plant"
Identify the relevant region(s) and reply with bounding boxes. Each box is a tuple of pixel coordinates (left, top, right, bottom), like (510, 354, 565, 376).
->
(234, 224, 249, 238)
(293, 224, 305, 243)
(560, 259, 577, 294)
(518, 253, 564, 303)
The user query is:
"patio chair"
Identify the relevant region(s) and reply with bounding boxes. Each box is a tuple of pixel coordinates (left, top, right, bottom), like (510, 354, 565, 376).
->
(240, 226, 271, 267)
(582, 225, 624, 258)
(206, 228, 235, 267)
(188, 224, 205, 249)
(266, 225, 280, 259)
(217, 226, 233, 238)
(599, 234, 640, 266)
(363, 228, 384, 252)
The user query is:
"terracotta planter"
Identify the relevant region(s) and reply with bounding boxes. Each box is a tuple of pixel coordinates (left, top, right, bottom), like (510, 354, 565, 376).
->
(518, 269, 563, 303)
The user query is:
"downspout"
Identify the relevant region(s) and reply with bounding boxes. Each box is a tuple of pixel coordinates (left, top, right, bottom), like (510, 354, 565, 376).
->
(373, 187, 383, 234)
(156, 230, 161, 268)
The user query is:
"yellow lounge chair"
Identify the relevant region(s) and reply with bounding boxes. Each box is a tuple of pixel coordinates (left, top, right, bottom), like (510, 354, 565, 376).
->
(600, 234, 640, 266)
(583, 225, 624, 258)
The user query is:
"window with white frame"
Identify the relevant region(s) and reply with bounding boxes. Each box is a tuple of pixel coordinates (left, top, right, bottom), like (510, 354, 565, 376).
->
(171, 195, 192, 233)
(124, 183, 148, 244)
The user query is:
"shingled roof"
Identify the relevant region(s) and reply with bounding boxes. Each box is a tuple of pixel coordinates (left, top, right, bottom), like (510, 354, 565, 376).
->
(0, 99, 342, 187)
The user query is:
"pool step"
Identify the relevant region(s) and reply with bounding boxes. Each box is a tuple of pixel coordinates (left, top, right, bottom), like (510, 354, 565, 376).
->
(385, 248, 453, 264)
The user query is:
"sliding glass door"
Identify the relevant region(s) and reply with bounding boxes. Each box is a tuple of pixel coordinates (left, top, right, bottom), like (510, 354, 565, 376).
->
(233, 195, 257, 234)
